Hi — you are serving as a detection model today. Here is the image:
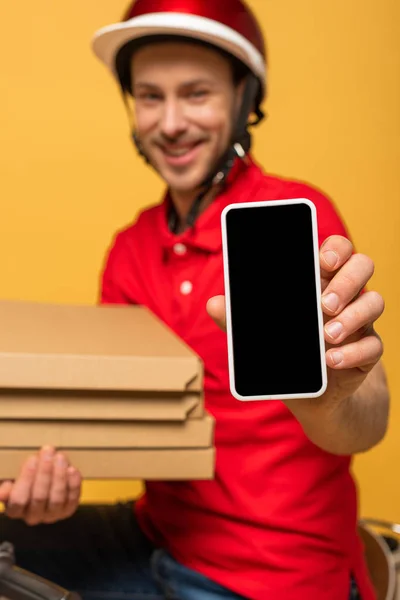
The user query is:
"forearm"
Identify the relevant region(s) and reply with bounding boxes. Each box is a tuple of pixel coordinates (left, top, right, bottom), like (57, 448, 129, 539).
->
(287, 361, 390, 455)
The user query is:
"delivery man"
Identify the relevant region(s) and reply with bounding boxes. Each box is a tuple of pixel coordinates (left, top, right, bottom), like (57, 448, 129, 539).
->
(0, 1, 389, 599)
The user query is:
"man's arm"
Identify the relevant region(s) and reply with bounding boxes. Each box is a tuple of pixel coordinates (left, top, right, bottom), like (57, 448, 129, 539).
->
(286, 360, 389, 455)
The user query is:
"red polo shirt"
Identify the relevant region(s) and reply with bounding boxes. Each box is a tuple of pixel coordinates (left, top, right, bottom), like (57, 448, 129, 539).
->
(100, 156, 375, 600)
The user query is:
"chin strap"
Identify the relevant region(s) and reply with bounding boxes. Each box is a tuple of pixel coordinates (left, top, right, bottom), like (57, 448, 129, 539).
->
(183, 74, 264, 231)
(121, 74, 264, 233)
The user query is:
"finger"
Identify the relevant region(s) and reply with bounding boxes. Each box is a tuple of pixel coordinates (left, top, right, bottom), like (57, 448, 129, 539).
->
(6, 455, 38, 519)
(25, 446, 56, 525)
(320, 235, 354, 284)
(324, 291, 385, 345)
(44, 453, 69, 523)
(206, 295, 226, 331)
(63, 467, 82, 519)
(0, 481, 14, 506)
(326, 333, 383, 371)
(321, 253, 374, 317)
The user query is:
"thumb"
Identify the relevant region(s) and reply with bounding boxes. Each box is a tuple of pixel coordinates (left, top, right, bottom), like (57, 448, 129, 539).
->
(206, 295, 227, 331)
(0, 480, 13, 505)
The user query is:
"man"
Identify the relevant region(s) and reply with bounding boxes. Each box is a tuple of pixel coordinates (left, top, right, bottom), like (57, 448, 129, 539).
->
(0, 1, 389, 599)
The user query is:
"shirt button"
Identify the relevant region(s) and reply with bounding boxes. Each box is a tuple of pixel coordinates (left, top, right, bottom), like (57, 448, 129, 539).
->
(180, 280, 193, 295)
(173, 243, 187, 256)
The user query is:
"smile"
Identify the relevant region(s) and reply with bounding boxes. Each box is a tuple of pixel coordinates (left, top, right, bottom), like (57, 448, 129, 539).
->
(159, 141, 204, 167)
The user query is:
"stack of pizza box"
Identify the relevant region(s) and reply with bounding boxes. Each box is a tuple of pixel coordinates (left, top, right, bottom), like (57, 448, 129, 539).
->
(0, 300, 214, 480)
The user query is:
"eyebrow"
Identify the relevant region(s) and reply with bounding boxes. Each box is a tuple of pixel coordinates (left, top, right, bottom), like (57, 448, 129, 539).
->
(133, 78, 214, 90)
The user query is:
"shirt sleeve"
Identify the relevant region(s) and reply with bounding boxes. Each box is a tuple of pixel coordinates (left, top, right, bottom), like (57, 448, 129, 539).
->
(99, 232, 138, 306)
(288, 182, 351, 247)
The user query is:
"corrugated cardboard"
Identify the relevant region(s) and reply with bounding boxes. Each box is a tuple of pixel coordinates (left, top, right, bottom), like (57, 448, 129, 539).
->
(0, 414, 214, 449)
(0, 300, 204, 420)
(0, 448, 215, 480)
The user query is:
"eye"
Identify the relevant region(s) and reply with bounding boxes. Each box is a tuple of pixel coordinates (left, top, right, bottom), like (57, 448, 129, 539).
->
(137, 92, 162, 103)
(188, 89, 209, 100)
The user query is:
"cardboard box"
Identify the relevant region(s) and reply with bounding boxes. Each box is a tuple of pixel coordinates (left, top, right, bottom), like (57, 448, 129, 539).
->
(0, 300, 204, 420)
(0, 300, 215, 480)
(0, 448, 215, 480)
(0, 414, 214, 449)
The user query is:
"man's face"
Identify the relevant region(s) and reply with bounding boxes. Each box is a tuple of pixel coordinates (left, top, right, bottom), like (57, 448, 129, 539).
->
(131, 41, 241, 193)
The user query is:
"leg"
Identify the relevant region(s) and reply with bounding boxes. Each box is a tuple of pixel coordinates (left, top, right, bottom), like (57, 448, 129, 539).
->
(0, 502, 164, 600)
(151, 550, 245, 599)
(152, 551, 361, 600)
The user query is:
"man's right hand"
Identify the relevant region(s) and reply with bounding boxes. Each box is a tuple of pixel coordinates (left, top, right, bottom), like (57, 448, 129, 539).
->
(0, 446, 82, 525)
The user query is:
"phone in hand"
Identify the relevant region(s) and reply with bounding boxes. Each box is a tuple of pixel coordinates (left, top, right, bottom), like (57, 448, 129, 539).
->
(221, 198, 327, 401)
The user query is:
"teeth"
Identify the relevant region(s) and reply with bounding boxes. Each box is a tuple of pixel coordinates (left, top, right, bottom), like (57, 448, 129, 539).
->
(165, 146, 194, 157)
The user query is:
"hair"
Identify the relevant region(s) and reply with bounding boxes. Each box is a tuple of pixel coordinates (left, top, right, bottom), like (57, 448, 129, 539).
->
(115, 34, 252, 96)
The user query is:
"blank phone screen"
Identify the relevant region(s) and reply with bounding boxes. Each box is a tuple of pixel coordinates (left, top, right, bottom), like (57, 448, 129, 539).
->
(224, 201, 324, 398)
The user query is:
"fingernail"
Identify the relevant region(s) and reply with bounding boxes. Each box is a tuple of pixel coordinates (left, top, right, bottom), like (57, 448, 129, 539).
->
(331, 351, 344, 365)
(322, 292, 339, 312)
(42, 446, 55, 461)
(27, 456, 38, 470)
(325, 321, 343, 339)
(322, 250, 339, 268)
(56, 453, 67, 467)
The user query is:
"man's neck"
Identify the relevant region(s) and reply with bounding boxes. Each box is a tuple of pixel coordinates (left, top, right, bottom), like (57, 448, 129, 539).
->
(170, 188, 200, 224)
(169, 186, 219, 233)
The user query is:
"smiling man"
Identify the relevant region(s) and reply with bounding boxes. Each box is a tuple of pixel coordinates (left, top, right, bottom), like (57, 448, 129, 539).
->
(0, 1, 389, 600)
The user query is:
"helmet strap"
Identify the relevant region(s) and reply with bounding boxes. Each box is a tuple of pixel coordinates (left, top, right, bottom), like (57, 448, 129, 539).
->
(184, 73, 263, 230)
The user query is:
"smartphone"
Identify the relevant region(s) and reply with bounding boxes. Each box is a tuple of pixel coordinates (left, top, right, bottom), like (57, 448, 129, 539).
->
(221, 198, 327, 401)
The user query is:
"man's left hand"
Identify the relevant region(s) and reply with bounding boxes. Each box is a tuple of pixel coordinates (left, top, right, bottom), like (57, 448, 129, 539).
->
(207, 235, 385, 406)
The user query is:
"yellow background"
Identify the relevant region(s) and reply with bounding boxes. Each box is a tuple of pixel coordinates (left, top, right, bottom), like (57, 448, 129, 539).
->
(0, 1, 399, 518)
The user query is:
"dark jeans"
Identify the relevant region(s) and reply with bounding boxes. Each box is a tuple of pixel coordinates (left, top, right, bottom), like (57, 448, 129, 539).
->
(0, 502, 360, 599)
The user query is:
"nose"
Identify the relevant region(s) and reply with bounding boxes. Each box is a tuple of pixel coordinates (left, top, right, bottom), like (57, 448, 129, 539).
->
(160, 98, 187, 139)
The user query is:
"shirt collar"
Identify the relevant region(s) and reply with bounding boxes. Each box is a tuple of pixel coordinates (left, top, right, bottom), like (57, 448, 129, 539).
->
(157, 155, 265, 254)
